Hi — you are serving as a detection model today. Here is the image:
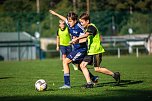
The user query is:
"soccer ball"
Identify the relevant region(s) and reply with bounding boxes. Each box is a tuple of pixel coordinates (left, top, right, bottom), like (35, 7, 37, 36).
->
(35, 79, 47, 91)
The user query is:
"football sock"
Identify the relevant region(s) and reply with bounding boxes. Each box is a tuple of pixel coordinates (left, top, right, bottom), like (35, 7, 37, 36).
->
(64, 73, 70, 86)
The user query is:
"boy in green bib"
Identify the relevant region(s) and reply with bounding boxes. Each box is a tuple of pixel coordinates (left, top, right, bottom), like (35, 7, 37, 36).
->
(71, 13, 120, 88)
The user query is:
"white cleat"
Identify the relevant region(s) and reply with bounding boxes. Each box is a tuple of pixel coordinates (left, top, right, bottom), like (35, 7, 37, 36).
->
(59, 85, 71, 89)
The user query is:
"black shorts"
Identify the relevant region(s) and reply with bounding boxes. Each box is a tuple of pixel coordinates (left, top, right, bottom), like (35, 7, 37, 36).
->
(83, 53, 102, 67)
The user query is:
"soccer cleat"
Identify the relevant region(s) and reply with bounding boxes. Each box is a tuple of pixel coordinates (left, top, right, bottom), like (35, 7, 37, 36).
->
(113, 72, 120, 85)
(85, 83, 93, 88)
(91, 76, 99, 84)
(59, 85, 71, 89)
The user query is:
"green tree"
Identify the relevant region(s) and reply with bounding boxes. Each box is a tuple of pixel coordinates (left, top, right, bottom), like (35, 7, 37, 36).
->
(120, 12, 152, 35)
(0, 0, 151, 36)
(40, 0, 73, 37)
(0, 16, 15, 32)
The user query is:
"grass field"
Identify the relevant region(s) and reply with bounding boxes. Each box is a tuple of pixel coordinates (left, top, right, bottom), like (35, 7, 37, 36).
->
(0, 55, 152, 101)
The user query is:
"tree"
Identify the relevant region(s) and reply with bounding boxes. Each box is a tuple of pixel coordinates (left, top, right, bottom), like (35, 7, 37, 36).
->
(0, 0, 151, 36)
(120, 12, 152, 35)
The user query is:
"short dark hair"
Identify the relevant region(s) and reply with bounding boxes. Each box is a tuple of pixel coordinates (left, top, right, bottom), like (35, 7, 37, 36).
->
(67, 12, 78, 21)
(79, 12, 90, 22)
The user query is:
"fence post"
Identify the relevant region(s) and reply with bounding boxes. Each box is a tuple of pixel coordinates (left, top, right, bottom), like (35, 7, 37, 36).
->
(7, 45, 9, 61)
(136, 48, 139, 58)
(118, 48, 120, 58)
(17, 20, 21, 61)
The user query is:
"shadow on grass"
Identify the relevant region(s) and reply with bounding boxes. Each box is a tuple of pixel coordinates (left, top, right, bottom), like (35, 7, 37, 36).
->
(0, 77, 14, 79)
(72, 80, 143, 88)
(96, 80, 143, 87)
(0, 89, 151, 101)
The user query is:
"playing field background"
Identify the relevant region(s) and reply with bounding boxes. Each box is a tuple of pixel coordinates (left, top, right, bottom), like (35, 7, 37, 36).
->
(0, 55, 152, 101)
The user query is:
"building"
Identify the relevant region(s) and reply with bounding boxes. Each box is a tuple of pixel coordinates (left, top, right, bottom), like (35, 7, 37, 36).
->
(0, 32, 36, 61)
(102, 34, 151, 55)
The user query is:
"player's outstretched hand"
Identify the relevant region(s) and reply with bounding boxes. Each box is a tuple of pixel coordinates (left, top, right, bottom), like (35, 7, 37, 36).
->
(56, 46, 59, 51)
(49, 10, 56, 15)
(49, 10, 67, 21)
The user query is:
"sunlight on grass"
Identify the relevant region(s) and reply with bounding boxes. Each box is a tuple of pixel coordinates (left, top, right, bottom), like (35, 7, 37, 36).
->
(0, 55, 152, 101)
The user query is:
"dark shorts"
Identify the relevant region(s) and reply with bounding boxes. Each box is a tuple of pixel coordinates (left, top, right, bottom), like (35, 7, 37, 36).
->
(83, 53, 102, 67)
(60, 45, 72, 56)
(67, 48, 87, 64)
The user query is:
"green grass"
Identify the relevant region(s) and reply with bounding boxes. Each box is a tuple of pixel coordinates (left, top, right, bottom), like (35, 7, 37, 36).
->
(0, 55, 152, 101)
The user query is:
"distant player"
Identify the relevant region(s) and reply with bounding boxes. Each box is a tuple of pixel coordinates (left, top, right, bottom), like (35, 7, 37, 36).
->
(49, 10, 98, 89)
(71, 12, 120, 88)
(56, 20, 77, 71)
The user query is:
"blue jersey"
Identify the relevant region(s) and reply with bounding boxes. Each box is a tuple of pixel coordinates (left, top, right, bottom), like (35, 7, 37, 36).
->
(65, 19, 87, 50)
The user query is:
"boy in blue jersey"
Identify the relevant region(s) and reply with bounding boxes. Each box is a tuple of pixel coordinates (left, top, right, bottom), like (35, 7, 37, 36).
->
(49, 10, 98, 89)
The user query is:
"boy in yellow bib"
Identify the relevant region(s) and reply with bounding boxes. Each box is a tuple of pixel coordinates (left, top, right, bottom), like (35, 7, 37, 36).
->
(71, 13, 120, 88)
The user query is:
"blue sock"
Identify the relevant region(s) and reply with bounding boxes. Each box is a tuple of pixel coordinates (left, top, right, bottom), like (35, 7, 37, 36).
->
(64, 73, 70, 86)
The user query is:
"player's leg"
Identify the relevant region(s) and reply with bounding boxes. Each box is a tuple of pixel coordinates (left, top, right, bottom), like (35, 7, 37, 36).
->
(71, 63, 97, 82)
(60, 49, 84, 89)
(63, 58, 72, 74)
(80, 61, 93, 88)
(60, 46, 67, 71)
(66, 46, 78, 70)
(62, 54, 66, 70)
(94, 66, 120, 84)
(80, 55, 99, 88)
(59, 46, 72, 89)
(80, 61, 91, 83)
(93, 53, 120, 84)
(59, 57, 72, 89)
(72, 49, 94, 88)
(82, 55, 99, 84)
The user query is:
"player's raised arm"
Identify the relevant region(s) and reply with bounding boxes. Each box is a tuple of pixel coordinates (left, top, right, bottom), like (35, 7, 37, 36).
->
(49, 10, 66, 21)
(56, 35, 60, 51)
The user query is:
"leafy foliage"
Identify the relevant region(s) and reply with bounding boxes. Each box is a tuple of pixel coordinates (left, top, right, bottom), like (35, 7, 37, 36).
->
(0, 0, 151, 37)
(120, 12, 152, 35)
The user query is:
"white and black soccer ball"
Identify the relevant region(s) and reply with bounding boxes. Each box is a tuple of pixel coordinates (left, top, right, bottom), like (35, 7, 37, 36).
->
(35, 79, 47, 91)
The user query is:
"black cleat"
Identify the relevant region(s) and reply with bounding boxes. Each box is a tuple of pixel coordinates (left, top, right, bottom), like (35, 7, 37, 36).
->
(85, 83, 93, 88)
(91, 76, 99, 84)
(113, 72, 120, 85)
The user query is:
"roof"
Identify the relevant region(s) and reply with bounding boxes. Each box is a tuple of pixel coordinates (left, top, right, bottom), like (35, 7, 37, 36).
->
(0, 32, 35, 41)
(102, 34, 149, 42)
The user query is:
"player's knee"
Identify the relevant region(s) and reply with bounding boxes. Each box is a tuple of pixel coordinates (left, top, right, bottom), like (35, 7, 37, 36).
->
(63, 59, 68, 65)
(62, 55, 66, 60)
(80, 63, 85, 69)
(94, 67, 100, 72)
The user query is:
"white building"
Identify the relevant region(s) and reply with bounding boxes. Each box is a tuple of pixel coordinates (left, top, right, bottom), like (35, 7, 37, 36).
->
(0, 32, 36, 61)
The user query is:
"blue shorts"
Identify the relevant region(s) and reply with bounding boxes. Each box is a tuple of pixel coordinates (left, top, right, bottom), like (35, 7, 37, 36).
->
(60, 45, 72, 56)
(67, 48, 87, 64)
